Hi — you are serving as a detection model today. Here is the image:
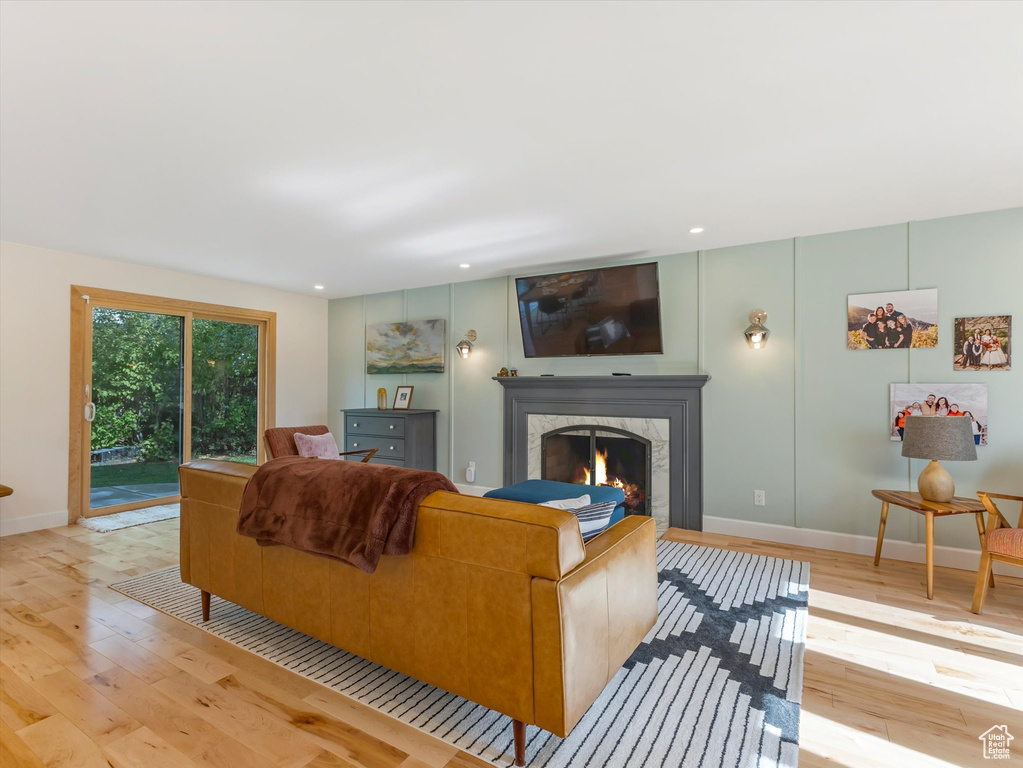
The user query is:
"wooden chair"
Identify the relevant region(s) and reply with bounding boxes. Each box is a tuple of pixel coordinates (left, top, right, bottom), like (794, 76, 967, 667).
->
(263, 425, 377, 462)
(971, 491, 1023, 614)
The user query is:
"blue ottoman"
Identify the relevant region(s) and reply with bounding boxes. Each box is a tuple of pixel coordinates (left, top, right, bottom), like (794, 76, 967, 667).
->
(484, 479, 627, 525)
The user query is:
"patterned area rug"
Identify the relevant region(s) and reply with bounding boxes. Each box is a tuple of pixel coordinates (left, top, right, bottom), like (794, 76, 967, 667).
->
(112, 540, 809, 767)
(77, 503, 180, 532)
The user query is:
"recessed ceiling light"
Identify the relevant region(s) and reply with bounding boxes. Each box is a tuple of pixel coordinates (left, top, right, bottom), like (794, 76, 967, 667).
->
(314, 285, 325, 290)
(689, 227, 704, 234)
(459, 264, 471, 269)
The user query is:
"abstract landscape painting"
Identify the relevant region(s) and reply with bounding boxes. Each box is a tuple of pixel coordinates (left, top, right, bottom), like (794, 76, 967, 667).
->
(366, 319, 445, 374)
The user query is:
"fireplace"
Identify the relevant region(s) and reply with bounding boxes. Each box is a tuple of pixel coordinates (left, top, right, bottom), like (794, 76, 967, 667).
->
(494, 375, 710, 531)
(542, 426, 651, 516)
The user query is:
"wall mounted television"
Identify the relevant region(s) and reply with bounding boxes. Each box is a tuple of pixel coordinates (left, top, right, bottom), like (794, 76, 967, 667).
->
(515, 262, 664, 358)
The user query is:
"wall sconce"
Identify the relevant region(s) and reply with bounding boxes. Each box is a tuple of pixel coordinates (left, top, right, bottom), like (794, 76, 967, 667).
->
(744, 310, 769, 350)
(456, 330, 477, 359)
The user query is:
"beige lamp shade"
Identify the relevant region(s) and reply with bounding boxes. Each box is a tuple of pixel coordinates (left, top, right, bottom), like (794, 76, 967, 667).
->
(901, 416, 977, 462)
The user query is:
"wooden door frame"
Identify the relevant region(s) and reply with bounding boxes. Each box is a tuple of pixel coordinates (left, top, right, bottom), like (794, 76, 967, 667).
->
(69, 286, 277, 522)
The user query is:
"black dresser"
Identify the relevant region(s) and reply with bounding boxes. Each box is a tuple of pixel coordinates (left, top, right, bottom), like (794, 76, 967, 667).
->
(342, 409, 438, 471)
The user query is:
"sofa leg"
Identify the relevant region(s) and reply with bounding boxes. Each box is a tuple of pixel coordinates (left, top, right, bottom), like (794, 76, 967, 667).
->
(513, 719, 525, 766)
(201, 590, 210, 622)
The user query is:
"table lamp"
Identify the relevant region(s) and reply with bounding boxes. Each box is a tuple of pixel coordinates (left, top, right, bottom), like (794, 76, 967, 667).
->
(901, 416, 977, 502)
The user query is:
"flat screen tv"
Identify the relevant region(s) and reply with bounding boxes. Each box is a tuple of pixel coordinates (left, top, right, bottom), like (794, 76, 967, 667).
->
(516, 262, 663, 358)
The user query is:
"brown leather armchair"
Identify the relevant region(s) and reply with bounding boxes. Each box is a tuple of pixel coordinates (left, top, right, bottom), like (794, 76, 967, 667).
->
(264, 425, 377, 462)
(178, 460, 657, 766)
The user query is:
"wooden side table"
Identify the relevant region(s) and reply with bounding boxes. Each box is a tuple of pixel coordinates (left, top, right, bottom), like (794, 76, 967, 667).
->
(872, 489, 989, 600)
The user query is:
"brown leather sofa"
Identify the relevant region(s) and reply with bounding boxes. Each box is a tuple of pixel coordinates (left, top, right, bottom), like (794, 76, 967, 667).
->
(179, 460, 658, 765)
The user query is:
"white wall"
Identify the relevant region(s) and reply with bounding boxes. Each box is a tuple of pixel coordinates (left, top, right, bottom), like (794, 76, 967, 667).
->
(0, 242, 328, 535)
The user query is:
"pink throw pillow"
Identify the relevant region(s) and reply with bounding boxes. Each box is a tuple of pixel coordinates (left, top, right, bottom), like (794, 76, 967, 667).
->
(294, 432, 341, 460)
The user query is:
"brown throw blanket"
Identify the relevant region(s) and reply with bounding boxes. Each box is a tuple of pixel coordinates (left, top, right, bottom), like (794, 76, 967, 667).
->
(237, 457, 458, 573)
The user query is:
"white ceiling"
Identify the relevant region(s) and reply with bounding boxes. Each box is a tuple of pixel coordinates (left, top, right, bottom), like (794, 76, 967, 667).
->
(2, 1, 1021, 298)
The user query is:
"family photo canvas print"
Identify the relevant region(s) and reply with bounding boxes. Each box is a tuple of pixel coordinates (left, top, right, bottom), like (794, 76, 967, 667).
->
(890, 383, 988, 446)
(366, 319, 446, 374)
(953, 316, 1011, 371)
(848, 288, 938, 350)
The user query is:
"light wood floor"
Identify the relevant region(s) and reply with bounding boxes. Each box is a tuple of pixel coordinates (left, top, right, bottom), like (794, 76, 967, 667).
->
(1, 521, 1020, 768)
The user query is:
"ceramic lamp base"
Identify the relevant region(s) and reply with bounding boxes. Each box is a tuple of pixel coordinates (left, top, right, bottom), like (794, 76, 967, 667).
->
(918, 460, 955, 502)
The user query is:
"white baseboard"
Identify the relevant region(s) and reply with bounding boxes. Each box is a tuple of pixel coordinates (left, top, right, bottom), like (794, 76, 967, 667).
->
(0, 509, 69, 537)
(703, 515, 1015, 576)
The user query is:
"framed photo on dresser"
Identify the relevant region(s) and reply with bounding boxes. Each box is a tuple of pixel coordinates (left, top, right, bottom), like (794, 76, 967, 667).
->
(392, 385, 414, 410)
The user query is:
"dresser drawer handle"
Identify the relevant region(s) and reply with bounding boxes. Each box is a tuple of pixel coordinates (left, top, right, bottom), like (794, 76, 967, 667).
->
(389, 425, 395, 430)
(389, 445, 395, 450)
(352, 442, 359, 447)
(353, 422, 359, 427)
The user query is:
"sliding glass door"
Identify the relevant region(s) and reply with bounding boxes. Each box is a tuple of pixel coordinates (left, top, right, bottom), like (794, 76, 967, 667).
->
(69, 287, 276, 521)
(89, 308, 185, 511)
(190, 318, 259, 464)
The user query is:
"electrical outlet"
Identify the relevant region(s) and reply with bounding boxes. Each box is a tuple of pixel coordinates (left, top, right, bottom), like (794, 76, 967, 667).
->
(754, 490, 766, 506)
(466, 461, 476, 483)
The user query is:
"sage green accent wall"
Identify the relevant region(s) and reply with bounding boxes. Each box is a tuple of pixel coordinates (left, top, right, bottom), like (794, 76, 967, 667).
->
(327, 293, 366, 440)
(451, 278, 508, 485)
(702, 240, 796, 528)
(328, 208, 1022, 550)
(364, 290, 406, 418)
(406, 284, 451, 476)
(329, 287, 456, 477)
(795, 224, 916, 542)
(907, 210, 1023, 547)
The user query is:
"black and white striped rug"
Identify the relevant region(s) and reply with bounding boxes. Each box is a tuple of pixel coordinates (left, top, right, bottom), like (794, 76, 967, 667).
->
(112, 540, 809, 767)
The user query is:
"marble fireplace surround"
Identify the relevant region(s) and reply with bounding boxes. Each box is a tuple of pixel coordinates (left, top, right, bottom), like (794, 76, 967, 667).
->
(528, 414, 670, 533)
(494, 375, 710, 531)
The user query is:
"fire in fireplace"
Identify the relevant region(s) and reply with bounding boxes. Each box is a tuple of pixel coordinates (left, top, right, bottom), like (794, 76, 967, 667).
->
(541, 426, 651, 516)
